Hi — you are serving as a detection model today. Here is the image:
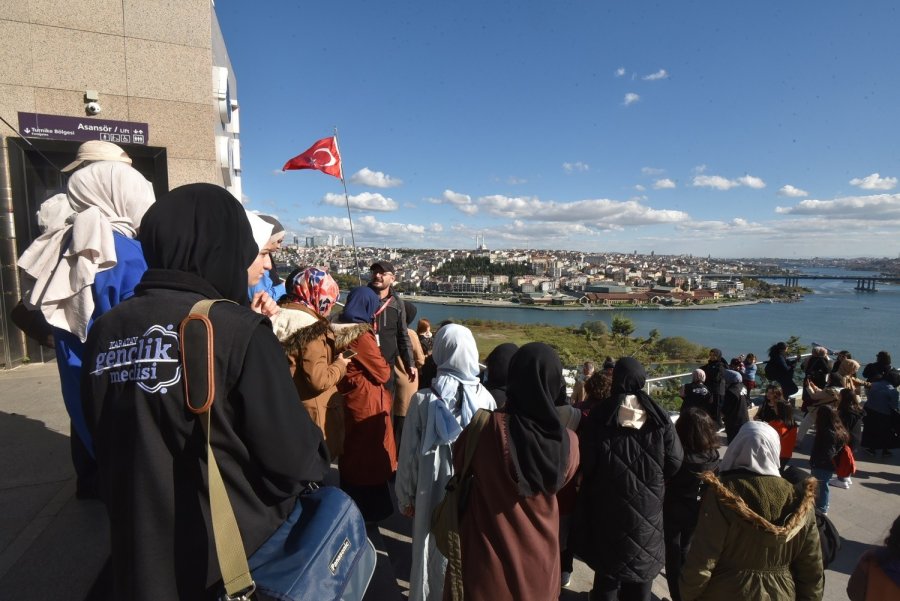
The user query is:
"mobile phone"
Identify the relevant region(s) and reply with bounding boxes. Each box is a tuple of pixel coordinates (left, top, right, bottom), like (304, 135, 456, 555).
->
(341, 349, 357, 360)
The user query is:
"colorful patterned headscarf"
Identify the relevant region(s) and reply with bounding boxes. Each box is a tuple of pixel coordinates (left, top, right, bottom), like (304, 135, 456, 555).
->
(286, 267, 340, 316)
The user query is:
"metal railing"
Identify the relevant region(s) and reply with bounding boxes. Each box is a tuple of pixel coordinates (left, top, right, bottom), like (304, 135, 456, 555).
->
(643, 353, 814, 399)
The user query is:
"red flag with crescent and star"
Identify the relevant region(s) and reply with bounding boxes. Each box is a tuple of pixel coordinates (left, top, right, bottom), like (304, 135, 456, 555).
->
(282, 136, 342, 179)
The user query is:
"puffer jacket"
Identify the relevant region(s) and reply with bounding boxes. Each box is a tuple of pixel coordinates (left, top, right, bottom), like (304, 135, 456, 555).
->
(571, 393, 683, 581)
(680, 471, 824, 601)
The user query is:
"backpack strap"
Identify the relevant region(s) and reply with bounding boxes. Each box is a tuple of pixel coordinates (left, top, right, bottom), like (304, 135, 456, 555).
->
(178, 299, 256, 601)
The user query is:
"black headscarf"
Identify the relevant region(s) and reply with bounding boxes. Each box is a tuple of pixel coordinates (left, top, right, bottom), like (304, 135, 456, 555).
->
(599, 356, 670, 426)
(484, 343, 518, 407)
(504, 342, 569, 497)
(137, 184, 256, 305)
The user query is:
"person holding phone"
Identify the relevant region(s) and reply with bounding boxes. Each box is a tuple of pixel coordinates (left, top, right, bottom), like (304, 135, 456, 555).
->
(271, 267, 350, 459)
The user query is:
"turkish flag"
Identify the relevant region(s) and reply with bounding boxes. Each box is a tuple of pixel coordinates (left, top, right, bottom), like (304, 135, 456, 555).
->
(282, 136, 342, 179)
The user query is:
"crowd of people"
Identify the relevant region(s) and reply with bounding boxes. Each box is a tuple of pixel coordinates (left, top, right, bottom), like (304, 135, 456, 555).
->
(12, 141, 900, 600)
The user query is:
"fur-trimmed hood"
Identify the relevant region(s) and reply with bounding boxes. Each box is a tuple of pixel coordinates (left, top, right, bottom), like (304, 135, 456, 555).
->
(700, 471, 816, 541)
(332, 322, 372, 351)
(272, 303, 372, 353)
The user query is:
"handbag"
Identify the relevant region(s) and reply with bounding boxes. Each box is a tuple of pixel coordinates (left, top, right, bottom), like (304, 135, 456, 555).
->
(179, 300, 376, 601)
(430, 408, 491, 601)
(832, 445, 856, 479)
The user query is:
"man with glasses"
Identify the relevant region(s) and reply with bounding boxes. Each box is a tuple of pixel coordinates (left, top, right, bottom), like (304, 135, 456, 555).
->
(368, 262, 417, 400)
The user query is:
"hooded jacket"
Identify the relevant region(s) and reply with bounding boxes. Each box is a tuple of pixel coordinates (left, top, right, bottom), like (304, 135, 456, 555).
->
(572, 359, 683, 582)
(272, 303, 347, 458)
(680, 471, 824, 601)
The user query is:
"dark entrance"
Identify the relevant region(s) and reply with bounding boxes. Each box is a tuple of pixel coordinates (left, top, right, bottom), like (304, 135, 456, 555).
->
(0, 137, 168, 368)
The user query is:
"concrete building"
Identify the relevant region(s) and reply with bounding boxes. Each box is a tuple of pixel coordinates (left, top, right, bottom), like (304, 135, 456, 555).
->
(0, 1, 240, 367)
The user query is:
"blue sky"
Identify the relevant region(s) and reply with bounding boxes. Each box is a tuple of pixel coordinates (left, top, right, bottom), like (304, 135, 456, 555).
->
(217, 1, 900, 258)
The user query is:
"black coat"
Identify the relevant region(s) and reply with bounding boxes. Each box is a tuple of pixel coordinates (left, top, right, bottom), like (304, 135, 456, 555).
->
(721, 382, 750, 443)
(664, 448, 721, 533)
(572, 394, 683, 581)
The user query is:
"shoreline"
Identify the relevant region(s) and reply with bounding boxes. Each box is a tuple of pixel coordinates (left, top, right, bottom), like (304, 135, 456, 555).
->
(400, 296, 769, 311)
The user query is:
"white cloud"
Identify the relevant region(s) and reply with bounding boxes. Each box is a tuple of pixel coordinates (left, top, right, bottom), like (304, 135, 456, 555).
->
(349, 167, 403, 188)
(477, 194, 689, 226)
(775, 193, 900, 219)
(507, 176, 527, 185)
(642, 167, 665, 176)
(299, 215, 426, 242)
(778, 184, 809, 198)
(634, 184, 646, 192)
(429, 223, 444, 233)
(426, 189, 479, 214)
(563, 161, 589, 174)
(653, 178, 676, 190)
(692, 173, 766, 191)
(692, 175, 740, 190)
(693, 164, 708, 174)
(623, 93, 640, 106)
(849, 173, 897, 191)
(615, 67, 626, 77)
(643, 69, 669, 81)
(321, 192, 398, 212)
(737, 175, 766, 189)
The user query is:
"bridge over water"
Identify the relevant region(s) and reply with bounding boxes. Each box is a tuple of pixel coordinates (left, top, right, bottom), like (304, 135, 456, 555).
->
(704, 273, 900, 291)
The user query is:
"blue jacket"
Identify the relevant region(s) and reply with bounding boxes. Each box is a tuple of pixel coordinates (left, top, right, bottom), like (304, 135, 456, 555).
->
(56, 232, 147, 456)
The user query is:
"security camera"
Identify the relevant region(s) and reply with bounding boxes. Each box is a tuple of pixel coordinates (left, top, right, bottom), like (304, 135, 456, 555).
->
(86, 102, 102, 115)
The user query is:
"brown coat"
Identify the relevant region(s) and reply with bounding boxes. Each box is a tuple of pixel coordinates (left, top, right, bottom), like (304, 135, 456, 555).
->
(277, 303, 346, 459)
(335, 323, 397, 486)
(448, 412, 579, 601)
(393, 327, 426, 417)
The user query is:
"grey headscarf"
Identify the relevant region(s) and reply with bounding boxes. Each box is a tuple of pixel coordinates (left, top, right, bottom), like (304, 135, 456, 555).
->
(719, 421, 781, 476)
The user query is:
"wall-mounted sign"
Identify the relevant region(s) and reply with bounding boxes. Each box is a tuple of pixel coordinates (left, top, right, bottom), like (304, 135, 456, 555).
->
(18, 112, 150, 145)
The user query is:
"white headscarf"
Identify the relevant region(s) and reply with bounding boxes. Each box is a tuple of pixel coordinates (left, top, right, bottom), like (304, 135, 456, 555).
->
(720, 421, 782, 477)
(245, 211, 274, 252)
(18, 161, 155, 341)
(421, 324, 487, 454)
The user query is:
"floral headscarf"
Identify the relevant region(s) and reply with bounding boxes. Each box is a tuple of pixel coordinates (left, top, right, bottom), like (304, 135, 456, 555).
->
(286, 267, 340, 317)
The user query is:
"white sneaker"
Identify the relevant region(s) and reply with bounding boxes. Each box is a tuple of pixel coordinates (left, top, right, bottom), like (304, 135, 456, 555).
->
(828, 478, 850, 489)
(561, 572, 572, 588)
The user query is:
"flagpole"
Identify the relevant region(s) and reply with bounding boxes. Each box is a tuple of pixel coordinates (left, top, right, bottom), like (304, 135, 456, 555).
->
(334, 127, 362, 286)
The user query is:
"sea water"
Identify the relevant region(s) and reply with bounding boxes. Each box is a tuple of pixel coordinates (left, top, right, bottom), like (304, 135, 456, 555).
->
(412, 268, 897, 363)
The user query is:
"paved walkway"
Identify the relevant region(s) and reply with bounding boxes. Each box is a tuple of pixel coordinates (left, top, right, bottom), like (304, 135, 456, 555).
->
(1, 362, 897, 600)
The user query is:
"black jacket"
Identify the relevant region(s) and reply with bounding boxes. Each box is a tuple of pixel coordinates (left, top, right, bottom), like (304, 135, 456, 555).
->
(721, 382, 750, 442)
(370, 289, 413, 372)
(83, 270, 329, 601)
(702, 358, 729, 400)
(664, 448, 721, 532)
(572, 394, 684, 581)
(680, 382, 711, 416)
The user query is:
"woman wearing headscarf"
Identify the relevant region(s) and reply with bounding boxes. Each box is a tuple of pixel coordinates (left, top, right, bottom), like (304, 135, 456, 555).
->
(247, 214, 286, 302)
(81, 184, 329, 601)
(680, 421, 823, 601)
(571, 357, 683, 601)
(270, 267, 349, 458)
(18, 160, 155, 497)
(446, 342, 577, 601)
(720, 368, 750, 443)
(334, 286, 396, 522)
(482, 342, 518, 408)
(395, 324, 496, 601)
(679, 368, 711, 417)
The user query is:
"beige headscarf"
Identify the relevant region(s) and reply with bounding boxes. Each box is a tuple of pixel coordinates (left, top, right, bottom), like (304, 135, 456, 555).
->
(18, 161, 155, 340)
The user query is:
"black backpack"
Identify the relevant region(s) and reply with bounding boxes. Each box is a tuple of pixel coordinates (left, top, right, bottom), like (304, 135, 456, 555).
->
(781, 466, 842, 568)
(816, 510, 841, 568)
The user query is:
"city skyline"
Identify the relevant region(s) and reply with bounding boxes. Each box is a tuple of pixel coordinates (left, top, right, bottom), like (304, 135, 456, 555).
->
(217, 2, 900, 258)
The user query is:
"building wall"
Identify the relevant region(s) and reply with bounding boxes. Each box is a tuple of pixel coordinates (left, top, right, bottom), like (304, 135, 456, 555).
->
(0, 0, 238, 191)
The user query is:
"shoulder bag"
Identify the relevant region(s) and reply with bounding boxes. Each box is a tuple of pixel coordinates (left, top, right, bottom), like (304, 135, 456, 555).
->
(180, 299, 376, 601)
(430, 408, 491, 601)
